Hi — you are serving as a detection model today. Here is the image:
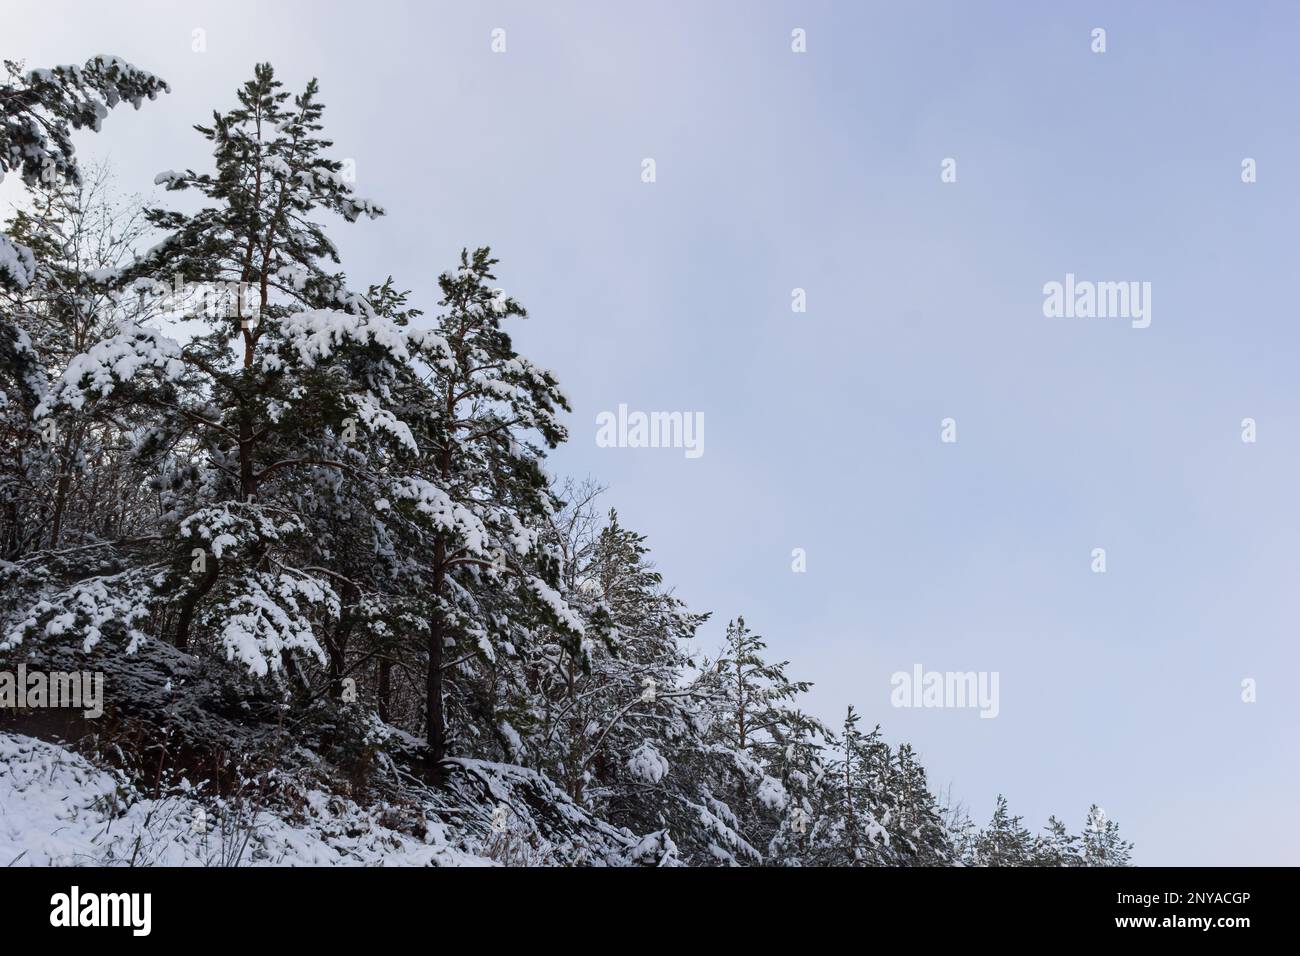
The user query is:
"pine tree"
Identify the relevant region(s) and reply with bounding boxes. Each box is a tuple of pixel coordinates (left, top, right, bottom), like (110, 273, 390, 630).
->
(1034, 815, 1081, 866)
(521, 501, 699, 798)
(889, 743, 952, 864)
(691, 617, 830, 863)
(397, 246, 578, 770)
(5, 64, 395, 685)
(970, 795, 1036, 866)
(503, 488, 734, 861)
(1079, 804, 1133, 866)
(806, 707, 895, 865)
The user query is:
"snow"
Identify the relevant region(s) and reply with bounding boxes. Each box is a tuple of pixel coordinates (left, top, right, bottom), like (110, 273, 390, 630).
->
(347, 391, 417, 453)
(627, 743, 669, 784)
(498, 720, 523, 758)
(627, 829, 678, 866)
(269, 308, 409, 368)
(2, 572, 152, 654)
(756, 775, 788, 810)
(389, 477, 488, 553)
(38, 324, 185, 413)
(0, 235, 37, 290)
(527, 577, 585, 636)
(0, 733, 488, 867)
(217, 574, 332, 677)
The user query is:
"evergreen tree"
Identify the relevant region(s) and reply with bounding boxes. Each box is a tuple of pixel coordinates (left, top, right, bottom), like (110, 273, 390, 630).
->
(692, 617, 829, 863)
(507, 489, 738, 860)
(396, 246, 578, 769)
(5, 64, 395, 686)
(521, 500, 700, 798)
(1079, 804, 1134, 866)
(889, 743, 952, 865)
(804, 707, 895, 865)
(1034, 815, 1081, 866)
(970, 795, 1036, 866)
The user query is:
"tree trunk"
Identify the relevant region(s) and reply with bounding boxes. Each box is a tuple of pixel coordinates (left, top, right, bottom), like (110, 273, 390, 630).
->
(426, 537, 447, 774)
(238, 417, 256, 501)
(327, 582, 357, 700)
(175, 554, 219, 651)
(377, 657, 392, 723)
(47, 426, 79, 549)
(425, 616, 445, 770)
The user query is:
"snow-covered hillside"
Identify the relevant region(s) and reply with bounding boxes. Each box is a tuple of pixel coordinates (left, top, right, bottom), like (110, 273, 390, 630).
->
(0, 733, 489, 866)
(1, 731, 680, 867)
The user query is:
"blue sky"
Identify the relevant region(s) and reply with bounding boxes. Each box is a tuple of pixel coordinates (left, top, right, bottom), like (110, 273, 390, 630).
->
(5, 0, 1298, 864)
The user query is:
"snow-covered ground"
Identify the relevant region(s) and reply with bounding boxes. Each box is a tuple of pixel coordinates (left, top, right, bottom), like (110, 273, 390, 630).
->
(0, 733, 491, 867)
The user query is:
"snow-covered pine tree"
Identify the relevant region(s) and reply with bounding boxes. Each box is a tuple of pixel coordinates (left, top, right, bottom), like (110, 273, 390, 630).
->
(5, 65, 397, 691)
(969, 794, 1036, 866)
(761, 718, 829, 866)
(687, 616, 830, 863)
(503, 488, 739, 861)
(804, 706, 897, 865)
(940, 796, 979, 866)
(395, 247, 581, 770)
(1034, 815, 1081, 866)
(520, 499, 695, 796)
(1078, 804, 1133, 866)
(888, 742, 953, 865)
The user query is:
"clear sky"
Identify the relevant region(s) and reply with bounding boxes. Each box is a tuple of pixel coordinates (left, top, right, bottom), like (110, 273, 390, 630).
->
(4, 0, 1298, 865)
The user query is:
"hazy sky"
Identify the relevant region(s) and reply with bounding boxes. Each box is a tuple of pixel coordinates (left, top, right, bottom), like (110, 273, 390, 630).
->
(5, 0, 1298, 865)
